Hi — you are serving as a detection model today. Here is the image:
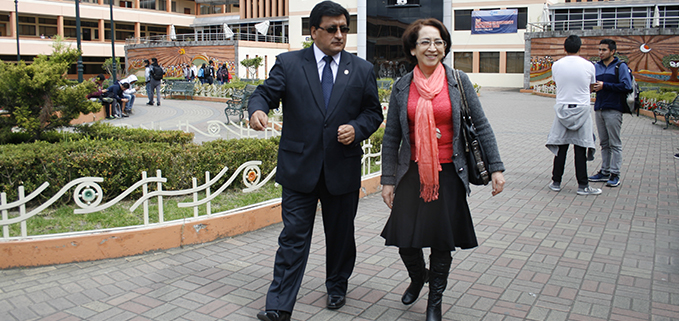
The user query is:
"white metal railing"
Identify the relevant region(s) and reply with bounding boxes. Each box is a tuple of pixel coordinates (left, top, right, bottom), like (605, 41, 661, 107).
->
(0, 160, 272, 239)
(533, 84, 556, 95)
(527, 15, 679, 32)
(126, 32, 288, 45)
(1, 142, 382, 241)
(361, 139, 382, 177)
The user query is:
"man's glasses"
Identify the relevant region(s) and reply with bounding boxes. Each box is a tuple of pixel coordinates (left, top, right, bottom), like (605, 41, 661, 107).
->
(317, 25, 350, 34)
(416, 39, 446, 49)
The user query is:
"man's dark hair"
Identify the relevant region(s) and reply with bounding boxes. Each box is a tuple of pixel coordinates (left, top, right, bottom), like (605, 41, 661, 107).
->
(309, 1, 350, 30)
(151, 57, 158, 63)
(402, 18, 451, 65)
(564, 35, 581, 54)
(121, 82, 130, 89)
(599, 39, 616, 51)
(144, 59, 150, 66)
(96, 74, 106, 82)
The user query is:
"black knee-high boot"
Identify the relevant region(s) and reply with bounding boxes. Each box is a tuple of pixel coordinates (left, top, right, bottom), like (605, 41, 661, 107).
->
(399, 248, 429, 305)
(426, 252, 452, 321)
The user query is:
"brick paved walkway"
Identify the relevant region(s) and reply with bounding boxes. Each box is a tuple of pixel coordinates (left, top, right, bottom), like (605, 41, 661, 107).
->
(1, 89, 678, 321)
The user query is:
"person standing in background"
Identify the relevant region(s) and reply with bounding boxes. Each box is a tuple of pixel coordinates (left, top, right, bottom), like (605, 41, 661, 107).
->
(589, 39, 632, 188)
(546, 35, 601, 196)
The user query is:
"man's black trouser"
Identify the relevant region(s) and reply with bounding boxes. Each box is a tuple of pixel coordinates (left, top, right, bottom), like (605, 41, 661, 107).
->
(552, 144, 588, 188)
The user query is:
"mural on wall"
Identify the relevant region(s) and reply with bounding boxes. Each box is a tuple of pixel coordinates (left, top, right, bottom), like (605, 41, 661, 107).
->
(126, 45, 237, 78)
(530, 35, 679, 89)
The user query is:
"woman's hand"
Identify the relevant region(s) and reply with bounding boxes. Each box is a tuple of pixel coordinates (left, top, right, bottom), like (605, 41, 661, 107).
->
(491, 171, 505, 196)
(382, 185, 395, 209)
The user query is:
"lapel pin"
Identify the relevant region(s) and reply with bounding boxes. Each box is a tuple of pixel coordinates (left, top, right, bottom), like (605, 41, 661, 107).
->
(344, 70, 349, 75)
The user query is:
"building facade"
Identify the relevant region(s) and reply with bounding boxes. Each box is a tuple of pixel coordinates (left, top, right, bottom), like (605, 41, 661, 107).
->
(2, 0, 677, 87)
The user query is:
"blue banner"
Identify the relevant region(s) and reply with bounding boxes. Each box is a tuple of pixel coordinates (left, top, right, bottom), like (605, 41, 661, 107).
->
(471, 9, 518, 34)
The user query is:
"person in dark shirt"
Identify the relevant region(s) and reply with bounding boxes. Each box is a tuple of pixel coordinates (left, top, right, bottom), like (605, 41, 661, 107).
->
(589, 39, 632, 188)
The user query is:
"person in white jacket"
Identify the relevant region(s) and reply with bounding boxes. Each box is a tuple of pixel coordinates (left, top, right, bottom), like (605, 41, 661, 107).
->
(120, 74, 138, 116)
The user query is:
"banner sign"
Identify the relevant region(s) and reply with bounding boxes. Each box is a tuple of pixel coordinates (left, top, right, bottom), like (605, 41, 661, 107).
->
(471, 9, 518, 34)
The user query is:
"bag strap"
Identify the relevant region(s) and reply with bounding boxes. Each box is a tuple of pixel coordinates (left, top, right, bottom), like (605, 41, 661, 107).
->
(454, 70, 474, 127)
(454, 69, 490, 183)
(454, 70, 472, 148)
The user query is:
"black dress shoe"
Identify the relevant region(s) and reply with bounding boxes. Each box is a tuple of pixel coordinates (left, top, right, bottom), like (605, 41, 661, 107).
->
(327, 295, 346, 309)
(257, 310, 290, 321)
(146, 102, 154, 106)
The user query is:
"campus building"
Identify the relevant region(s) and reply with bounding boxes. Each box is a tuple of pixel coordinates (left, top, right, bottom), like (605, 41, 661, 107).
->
(1, 0, 677, 87)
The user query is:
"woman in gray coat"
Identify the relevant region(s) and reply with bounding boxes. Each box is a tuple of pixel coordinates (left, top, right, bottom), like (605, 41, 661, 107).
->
(380, 18, 505, 321)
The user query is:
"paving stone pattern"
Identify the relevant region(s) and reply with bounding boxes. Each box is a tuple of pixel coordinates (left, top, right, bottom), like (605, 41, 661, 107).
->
(1, 89, 677, 321)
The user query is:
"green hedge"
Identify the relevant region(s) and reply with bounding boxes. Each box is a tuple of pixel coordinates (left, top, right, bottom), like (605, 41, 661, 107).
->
(1, 124, 384, 206)
(0, 137, 280, 205)
(0, 122, 194, 145)
(640, 90, 677, 103)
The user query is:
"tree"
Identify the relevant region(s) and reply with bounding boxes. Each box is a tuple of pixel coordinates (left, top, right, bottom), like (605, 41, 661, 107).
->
(302, 39, 314, 49)
(662, 54, 679, 82)
(102, 57, 125, 81)
(0, 37, 100, 140)
(240, 56, 263, 80)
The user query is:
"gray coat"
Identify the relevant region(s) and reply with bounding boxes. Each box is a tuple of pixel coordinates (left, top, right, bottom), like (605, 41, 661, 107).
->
(380, 64, 504, 195)
(545, 103, 596, 157)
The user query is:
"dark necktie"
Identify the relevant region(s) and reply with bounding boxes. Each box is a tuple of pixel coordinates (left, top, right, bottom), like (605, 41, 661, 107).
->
(322, 55, 334, 109)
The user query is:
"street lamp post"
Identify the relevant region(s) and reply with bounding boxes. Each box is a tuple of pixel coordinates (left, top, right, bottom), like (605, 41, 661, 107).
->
(15, 0, 20, 62)
(109, 0, 116, 83)
(75, 0, 83, 82)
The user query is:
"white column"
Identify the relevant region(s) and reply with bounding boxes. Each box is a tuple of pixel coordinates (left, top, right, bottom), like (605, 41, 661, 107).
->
(443, 0, 453, 67)
(357, 0, 366, 59)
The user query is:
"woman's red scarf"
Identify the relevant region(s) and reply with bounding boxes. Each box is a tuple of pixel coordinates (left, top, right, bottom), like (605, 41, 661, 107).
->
(412, 63, 445, 202)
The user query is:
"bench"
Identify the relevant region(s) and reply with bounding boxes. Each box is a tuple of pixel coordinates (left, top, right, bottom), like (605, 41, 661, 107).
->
(224, 84, 257, 124)
(653, 95, 679, 129)
(165, 81, 195, 100)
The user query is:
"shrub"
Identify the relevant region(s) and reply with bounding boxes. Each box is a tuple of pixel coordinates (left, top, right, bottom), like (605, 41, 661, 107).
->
(0, 122, 194, 145)
(0, 137, 279, 206)
(640, 90, 677, 103)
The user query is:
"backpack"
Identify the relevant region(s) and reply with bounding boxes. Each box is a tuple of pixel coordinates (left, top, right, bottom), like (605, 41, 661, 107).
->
(151, 65, 164, 81)
(615, 61, 640, 114)
(197, 68, 204, 78)
(219, 68, 228, 81)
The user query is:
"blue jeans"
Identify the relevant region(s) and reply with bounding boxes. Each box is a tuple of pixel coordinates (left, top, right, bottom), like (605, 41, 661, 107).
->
(123, 94, 135, 112)
(595, 109, 623, 175)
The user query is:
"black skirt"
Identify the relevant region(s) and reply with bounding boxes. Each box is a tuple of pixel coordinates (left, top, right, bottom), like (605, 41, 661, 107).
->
(381, 162, 478, 251)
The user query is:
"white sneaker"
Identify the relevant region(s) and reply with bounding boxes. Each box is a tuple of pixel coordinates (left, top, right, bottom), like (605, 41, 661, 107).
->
(577, 186, 602, 195)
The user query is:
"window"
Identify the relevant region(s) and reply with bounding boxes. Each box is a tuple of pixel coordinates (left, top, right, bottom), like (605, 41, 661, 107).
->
(120, 1, 133, 8)
(454, 10, 472, 30)
(19, 25, 36, 36)
(454, 52, 473, 73)
(159, 0, 166, 11)
(507, 7, 527, 29)
(200, 5, 223, 14)
(479, 52, 499, 73)
(172, 1, 177, 12)
(506, 52, 524, 73)
(18, 17, 36, 24)
(184, 8, 191, 14)
(139, 0, 156, 10)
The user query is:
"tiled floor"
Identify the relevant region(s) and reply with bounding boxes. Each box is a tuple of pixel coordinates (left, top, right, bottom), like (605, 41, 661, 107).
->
(1, 89, 677, 320)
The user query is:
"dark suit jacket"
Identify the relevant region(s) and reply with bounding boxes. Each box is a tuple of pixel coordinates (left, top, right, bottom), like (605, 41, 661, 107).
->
(248, 47, 383, 195)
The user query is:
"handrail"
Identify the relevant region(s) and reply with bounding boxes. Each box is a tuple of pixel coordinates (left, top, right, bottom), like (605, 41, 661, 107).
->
(125, 32, 289, 45)
(527, 15, 679, 32)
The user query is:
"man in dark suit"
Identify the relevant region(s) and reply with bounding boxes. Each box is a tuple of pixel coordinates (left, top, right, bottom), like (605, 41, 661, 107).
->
(248, 1, 383, 320)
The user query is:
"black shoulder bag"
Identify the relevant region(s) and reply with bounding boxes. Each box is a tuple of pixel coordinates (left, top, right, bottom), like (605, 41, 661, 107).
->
(454, 70, 490, 186)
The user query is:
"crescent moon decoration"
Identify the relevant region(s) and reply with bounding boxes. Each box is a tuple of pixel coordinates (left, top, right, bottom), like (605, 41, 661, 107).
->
(640, 44, 651, 53)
